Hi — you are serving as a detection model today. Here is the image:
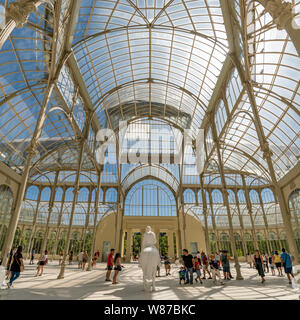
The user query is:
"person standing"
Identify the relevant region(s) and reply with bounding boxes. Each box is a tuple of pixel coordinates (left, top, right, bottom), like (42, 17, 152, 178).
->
(59, 251, 63, 265)
(105, 248, 115, 281)
(254, 250, 265, 283)
(181, 249, 194, 285)
(247, 252, 252, 268)
(112, 253, 122, 284)
(68, 251, 73, 265)
(178, 266, 186, 285)
(77, 251, 83, 269)
(209, 254, 224, 285)
(6, 247, 15, 280)
(262, 252, 269, 273)
(35, 250, 48, 277)
(201, 251, 212, 279)
(220, 250, 231, 280)
(82, 251, 88, 271)
(194, 257, 203, 284)
(163, 252, 171, 276)
(7, 246, 24, 288)
(30, 248, 36, 265)
(215, 252, 221, 267)
(280, 248, 295, 285)
(269, 252, 275, 276)
(274, 251, 283, 276)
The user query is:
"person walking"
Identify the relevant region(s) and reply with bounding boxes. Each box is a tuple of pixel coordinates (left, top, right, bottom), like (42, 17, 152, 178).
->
(194, 257, 203, 284)
(77, 251, 83, 269)
(274, 251, 283, 276)
(59, 251, 63, 265)
(68, 251, 73, 265)
(220, 250, 231, 280)
(182, 249, 194, 285)
(163, 252, 171, 276)
(262, 252, 269, 273)
(7, 246, 24, 288)
(30, 248, 36, 265)
(209, 254, 224, 285)
(105, 248, 115, 281)
(82, 251, 88, 271)
(280, 248, 295, 285)
(254, 250, 265, 284)
(269, 252, 275, 276)
(247, 252, 252, 268)
(112, 253, 122, 284)
(201, 251, 212, 279)
(35, 250, 48, 277)
(6, 247, 15, 280)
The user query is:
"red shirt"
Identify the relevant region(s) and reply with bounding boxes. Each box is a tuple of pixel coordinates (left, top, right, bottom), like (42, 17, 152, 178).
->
(107, 253, 114, 266)
(195, 261, 201, 270)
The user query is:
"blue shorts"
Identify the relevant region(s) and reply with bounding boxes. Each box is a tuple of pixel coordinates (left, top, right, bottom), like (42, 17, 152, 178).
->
(196, 270, 201, 277)
(284, 266, 292, 274)
(223, 266, 230, 273)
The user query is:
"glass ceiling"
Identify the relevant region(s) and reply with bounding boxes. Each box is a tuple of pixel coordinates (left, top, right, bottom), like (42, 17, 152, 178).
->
(0, 0, 299, 189)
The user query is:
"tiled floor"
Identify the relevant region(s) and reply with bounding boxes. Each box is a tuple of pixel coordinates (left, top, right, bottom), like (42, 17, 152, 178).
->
(0, 261, 299, 300)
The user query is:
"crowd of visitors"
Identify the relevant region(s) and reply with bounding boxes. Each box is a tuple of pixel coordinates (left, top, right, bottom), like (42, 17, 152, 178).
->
(179, 249, 228, 285)
(246, 249, 295, 284)
(2, 246, 296, 289)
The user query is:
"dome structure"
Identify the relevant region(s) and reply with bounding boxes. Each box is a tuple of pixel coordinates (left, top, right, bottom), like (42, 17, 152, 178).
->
(0, 0, 299, 288)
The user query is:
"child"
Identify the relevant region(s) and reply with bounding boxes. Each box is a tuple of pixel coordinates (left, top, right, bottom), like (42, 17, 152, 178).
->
(179, 266, 186, 285)
(194, 257, 203, 284)
(209, 255, 224, 285)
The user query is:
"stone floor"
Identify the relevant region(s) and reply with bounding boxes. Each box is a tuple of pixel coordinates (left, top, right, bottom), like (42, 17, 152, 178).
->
(0, 260, 299, 300)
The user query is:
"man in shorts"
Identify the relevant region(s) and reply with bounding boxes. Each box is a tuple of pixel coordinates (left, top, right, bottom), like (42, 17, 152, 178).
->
(280, 248, 295, 285)
(201, 251, 212, 279)
(105, 248, 115, 281)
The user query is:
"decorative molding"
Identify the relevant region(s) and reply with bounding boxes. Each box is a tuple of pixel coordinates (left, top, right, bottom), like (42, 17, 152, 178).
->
(265, 0, 294, 30)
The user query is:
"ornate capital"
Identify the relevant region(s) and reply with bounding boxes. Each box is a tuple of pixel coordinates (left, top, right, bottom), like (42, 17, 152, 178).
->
(261, 142, 273, 159)
(265, 0, 293, 30)
(6, 0, 40, 28)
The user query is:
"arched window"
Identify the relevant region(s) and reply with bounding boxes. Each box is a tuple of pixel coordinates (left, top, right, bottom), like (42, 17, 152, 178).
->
(78, 187, 89, 202)
(249, 190, 259, 203)
(54, 187, 63, 202)
(237, 190, 246, 203)
(65, 187, 74, 202)
(40, 187, 51, 202)
(261, 188, 275, 203)
(106, 188, 117, 203)
(124, 179, 176, 217)
(183, 189, 196, 204)
(25, 185, 39, 200)
(227, 190, 235, 203)
(211, 189, 223, 204)
(198, 190, 202, 204)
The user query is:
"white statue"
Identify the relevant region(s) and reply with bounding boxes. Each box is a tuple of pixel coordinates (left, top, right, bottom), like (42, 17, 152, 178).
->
(139, 226, 161, 292)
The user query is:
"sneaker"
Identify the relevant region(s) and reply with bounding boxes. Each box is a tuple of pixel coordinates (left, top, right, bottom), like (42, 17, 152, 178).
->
(201, 277, 206, 280)
(289, 281, 292, 284)
(105, 279, 111, 281)
(208, 277, 212, 279)
(190, 282, 193, 285)
(184, 282, 189, 285)
(195, 278, 198, 282)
